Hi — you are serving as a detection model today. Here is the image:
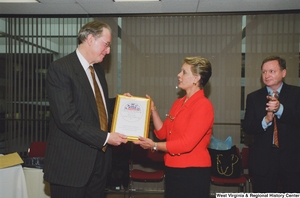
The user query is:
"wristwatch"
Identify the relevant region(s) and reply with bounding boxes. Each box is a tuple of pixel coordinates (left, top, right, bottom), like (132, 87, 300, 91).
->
(153, 142, 157, 151)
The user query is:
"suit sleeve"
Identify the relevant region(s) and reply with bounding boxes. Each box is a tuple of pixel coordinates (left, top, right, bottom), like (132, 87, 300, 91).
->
(278, 86, 300, 128)
(46, 60, 108, 149)
(242, 93, 269, 135)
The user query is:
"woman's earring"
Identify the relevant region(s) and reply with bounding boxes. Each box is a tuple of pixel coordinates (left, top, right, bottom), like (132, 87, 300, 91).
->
(193, 82, 197, 86)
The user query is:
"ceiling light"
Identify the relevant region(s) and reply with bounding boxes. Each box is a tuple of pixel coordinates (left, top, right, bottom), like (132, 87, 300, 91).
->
(113, 0, 160, 2)
(0, 0, 40, 3)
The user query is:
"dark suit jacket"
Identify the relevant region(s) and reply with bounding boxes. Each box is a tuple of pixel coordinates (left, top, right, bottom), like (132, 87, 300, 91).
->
(43, 51, 114, 187)
(242, 83, 300, 176)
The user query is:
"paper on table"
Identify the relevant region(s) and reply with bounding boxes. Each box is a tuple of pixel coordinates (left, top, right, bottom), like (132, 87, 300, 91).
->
(0, 152, 24, 169)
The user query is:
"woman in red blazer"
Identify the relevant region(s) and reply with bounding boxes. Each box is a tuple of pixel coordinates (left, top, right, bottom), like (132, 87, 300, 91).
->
(134, 56, 214, 198)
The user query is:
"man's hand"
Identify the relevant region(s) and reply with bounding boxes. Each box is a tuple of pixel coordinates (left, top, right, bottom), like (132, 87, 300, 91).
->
(265, 111, 274, 124)
(107, 132, 127, 146)
(266, 95, 280, 112)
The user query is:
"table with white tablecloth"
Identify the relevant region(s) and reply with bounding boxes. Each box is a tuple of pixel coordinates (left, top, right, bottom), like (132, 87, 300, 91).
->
(0, 165, 29, 198)
(23, 167, 50, 198)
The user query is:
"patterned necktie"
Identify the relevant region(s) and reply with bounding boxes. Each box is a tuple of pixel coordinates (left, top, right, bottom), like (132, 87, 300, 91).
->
(273, 91, 279, 147)
(89, 66, 108, 152)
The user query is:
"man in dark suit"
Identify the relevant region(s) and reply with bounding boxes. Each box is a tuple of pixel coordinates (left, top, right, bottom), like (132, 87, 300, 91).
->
(242, 55, 300, 193)
(43, 21, 127, 198)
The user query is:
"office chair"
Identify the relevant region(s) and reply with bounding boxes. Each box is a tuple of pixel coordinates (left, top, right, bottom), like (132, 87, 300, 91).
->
(128, 145, 165, 198)
(28, 141, 46, 158)
(210, 147, 247, 192)
(241, 147, 253, 192)
(23, 141, 47, 169)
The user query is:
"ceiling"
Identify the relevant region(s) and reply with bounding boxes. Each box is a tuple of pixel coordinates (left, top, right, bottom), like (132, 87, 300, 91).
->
(0, 0, 299, 16)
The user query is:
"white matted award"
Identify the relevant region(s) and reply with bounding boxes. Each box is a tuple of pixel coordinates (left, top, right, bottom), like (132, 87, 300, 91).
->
(110, 95, 151, 141)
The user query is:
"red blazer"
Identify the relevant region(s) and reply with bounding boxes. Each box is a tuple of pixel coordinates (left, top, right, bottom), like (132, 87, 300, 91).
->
(155, 90, 214, 168)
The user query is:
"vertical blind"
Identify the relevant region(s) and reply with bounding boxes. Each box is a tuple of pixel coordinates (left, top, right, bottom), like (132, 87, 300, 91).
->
(1, 13, 299, 154)
(120, 15, 243, 145)
(3, 18, 95, 154)
(244, 14, 300, 98)
(242, 14, 300, 145)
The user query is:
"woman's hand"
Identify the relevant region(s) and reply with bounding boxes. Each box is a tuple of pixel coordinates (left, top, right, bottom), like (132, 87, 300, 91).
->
(146, 94, 156, 112)
(124, 93, 132, 97)
(133, 136, 154, 150)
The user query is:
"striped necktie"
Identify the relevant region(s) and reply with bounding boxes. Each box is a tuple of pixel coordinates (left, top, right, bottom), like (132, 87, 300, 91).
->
(89, 66, 108, 152)
(273, 91, 279, 148)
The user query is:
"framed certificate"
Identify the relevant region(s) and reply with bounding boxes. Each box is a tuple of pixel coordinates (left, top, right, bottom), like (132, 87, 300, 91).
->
(110, 95, 151, 141)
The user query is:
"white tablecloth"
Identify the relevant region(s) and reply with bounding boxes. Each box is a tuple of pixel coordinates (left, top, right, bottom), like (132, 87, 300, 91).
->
(23, 167, 50, 198)
(0, 165, 29, 198)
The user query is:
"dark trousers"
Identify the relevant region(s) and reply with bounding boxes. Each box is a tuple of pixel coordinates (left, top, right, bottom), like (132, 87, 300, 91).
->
(253, 147, 300, 193)
(164, 166, 210, 198)
(50, 151, 108, 198)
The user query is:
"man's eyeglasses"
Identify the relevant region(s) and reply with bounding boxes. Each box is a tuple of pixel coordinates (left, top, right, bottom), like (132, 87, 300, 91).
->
(99, 38, 111, 48)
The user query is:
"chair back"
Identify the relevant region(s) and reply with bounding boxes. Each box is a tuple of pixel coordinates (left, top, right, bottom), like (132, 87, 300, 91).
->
(241, 147, 249, 169)
(147, 149, 164, 162)
(28, 141, 46, 157)
(130, 144, 148, 164)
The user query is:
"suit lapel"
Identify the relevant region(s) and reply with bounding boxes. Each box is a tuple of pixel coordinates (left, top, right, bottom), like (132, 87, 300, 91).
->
(278, 83, 288, 104)
(255, 87, 269, 115)
(70, 53, 99, 119)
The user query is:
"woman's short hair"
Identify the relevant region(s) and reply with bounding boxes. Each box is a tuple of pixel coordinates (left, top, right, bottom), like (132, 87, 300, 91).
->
(183, 56, 212, 89)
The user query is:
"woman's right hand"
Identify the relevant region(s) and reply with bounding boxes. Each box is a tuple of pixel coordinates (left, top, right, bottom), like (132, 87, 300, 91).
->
(146, 94, 156, 112)
(133, 136, 154, 150)
(123, 93, 132, 97)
